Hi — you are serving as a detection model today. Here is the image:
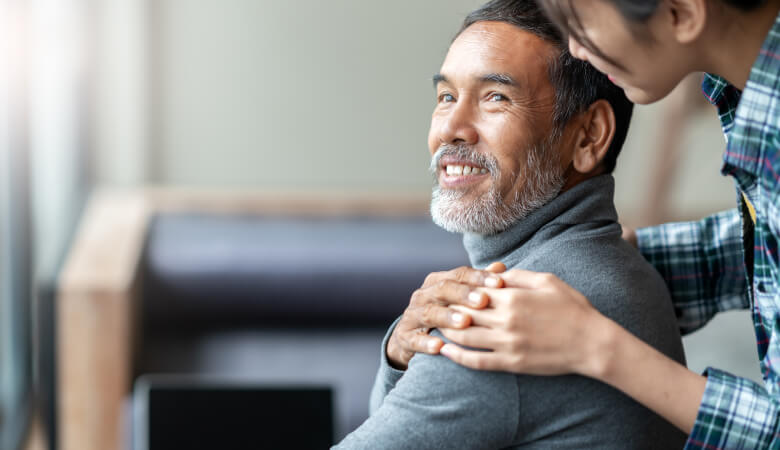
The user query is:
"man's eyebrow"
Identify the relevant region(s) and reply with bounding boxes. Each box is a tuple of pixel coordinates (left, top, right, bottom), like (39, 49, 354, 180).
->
(432, 72, 518, 88)
(480, 73, 517, 86)
(433, 73, 448, 87)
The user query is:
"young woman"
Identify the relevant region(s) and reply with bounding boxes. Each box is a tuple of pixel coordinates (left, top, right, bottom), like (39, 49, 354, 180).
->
(387, 0, 780, 447)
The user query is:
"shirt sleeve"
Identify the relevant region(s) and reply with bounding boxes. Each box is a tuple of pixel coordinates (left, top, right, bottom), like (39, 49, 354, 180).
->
(686, 368, 780, 449)
(335, 336, 519, 450)
(368, 317, 405, 414)
(763, 182, 780, 247)
(636, 208, 749, 334)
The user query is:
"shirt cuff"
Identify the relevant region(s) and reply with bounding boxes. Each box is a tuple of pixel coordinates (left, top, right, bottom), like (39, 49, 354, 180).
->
(685, 367, 780, 449)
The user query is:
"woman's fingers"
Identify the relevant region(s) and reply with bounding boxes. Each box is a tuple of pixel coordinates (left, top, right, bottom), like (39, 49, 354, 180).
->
(439, 344, 508, 371)
(439, 326, 502, 350)
(450, 304, 504, 328)
(496, 269, 561, 289)
(439, 340, 585, 375)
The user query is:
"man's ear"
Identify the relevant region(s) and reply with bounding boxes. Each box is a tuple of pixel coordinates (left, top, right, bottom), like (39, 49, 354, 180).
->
(665, 0, 707, 44)
(571, 99, 615, 175)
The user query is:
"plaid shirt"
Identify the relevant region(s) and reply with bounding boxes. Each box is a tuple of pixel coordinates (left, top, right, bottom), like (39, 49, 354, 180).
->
(637, 10, 780, 449)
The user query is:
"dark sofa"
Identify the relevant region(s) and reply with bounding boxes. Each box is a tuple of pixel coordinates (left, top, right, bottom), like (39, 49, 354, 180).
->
(139, 213, 469, 439)
(53, 189, 469, 450)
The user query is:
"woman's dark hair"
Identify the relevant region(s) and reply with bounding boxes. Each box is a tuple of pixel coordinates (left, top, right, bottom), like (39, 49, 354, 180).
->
(540, 0, 768, 64)
(460, 0, 634, 174)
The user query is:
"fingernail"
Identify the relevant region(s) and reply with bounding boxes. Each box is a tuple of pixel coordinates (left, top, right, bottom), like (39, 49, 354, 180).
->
(427, 340, 439, 353)
(485, 276, 501, 287)
(451, 312, 465, 325)
(440, 344, 452, 357)
(468, 291, 483, 306)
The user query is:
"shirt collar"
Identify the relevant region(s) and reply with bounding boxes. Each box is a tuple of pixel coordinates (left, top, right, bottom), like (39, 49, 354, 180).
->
(704, 8, 780, 179)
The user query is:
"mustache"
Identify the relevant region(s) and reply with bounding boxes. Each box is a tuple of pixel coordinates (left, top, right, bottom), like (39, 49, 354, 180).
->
(429, 144, 499, 176)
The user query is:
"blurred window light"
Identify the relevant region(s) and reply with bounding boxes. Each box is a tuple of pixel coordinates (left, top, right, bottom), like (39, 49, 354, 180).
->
(29, 0, 89, 279)
(0, 0, 34, 448)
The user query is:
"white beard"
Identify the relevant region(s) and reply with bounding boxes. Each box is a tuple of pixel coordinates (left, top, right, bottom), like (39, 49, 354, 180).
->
(430, 138, 565, 236)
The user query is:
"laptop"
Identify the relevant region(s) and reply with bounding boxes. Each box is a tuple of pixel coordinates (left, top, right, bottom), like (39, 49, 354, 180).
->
(133, 375, 334, 450)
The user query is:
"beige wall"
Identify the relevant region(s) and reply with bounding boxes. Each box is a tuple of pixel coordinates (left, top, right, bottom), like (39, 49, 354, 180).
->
(145, 0, 484, 189)
(615, 98, 735, 225)
(97, 0, 737, 219)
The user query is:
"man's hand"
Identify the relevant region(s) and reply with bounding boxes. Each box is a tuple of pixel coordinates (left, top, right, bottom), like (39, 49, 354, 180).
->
(386, 263, 506, 370)
(438, 270, 611, 378)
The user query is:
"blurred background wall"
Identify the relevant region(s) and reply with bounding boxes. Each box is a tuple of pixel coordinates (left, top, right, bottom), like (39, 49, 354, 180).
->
(95, 0, 488, 190)
(0, 0, 763, 448)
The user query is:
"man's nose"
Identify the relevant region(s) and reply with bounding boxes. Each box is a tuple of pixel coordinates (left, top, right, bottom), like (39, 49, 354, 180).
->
(568, 36, 588, 61)
(439, 100, 478, 145)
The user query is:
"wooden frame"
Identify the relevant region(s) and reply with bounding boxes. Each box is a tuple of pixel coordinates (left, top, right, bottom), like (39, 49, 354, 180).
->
(56, 187, 429, 450)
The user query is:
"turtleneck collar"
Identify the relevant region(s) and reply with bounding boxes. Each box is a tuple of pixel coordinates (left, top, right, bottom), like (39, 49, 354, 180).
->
(462, 174, 618, 269)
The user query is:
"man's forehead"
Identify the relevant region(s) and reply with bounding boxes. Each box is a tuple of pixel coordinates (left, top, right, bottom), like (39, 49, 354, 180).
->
(439, 21, 554, 85)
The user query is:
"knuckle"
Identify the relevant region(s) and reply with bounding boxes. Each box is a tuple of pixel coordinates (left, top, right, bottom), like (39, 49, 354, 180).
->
(540, 272, 558, 284)
(421, 303, 437, 323)
(397, 314, 411, 331)
(438, 279, 461, 295)
(403, 306, 425, 329)
(424, 271, 441, 286)
(453, 266, 470, 282)
(508, 334, 526, 353)
(398, 316, 419, 338)
(409, 289, 426, 306)
(511, 353, 526, 369)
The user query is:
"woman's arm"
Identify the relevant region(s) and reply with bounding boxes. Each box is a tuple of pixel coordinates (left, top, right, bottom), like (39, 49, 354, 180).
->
(434, 270, 698, 432)
(438, 271, 780, 448)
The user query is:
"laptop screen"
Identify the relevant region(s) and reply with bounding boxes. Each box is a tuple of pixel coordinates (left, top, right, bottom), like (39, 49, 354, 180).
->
(134, 377, 333, 450)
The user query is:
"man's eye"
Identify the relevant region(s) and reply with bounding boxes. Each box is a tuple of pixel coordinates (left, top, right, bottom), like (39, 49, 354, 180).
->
(439, 93, 455, 103)
(489, 93, 507, 102)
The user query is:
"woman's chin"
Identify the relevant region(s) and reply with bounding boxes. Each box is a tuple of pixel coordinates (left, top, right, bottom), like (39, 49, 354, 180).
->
(622, 84, 671, 105)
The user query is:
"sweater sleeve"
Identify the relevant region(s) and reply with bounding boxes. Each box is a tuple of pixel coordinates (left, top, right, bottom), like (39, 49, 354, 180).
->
(368, 317, 405, 414)
(335, 332, 519, 450)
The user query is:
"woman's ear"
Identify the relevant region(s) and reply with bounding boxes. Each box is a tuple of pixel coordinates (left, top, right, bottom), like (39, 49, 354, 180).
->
(571, 99, 615, 175)
(666, 0, 707, 44)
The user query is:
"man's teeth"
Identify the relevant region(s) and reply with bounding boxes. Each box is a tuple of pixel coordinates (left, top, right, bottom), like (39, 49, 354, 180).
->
(445, 165, 488, 176)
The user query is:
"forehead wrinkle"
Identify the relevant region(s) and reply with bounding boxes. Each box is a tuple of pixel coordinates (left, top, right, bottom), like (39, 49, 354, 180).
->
(445, 23, 557, 94)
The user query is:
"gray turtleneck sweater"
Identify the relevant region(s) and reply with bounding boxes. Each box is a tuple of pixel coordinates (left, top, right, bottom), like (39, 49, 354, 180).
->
(334, 175, 687, 449)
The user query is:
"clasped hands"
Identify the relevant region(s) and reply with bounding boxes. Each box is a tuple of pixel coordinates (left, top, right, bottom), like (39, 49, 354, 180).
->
(386, 263, 613, 379)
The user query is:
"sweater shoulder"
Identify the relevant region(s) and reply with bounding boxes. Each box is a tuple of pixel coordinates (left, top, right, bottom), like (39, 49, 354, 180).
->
(512, 228, 685, 362)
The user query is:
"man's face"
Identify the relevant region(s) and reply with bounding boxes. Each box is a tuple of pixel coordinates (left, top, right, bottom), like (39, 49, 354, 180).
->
(429, 21, 566, 235)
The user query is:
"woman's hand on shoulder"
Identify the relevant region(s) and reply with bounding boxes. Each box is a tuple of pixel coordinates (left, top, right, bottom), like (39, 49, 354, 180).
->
(386, 262, 507, 370)
(439, 269, 615, 378)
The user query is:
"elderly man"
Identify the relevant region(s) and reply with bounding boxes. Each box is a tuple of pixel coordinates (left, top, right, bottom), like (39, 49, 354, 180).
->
(335, 0, 687, 448)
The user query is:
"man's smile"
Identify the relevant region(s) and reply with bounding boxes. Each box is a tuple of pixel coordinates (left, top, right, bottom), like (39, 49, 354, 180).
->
(438, 156, 490, 189)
